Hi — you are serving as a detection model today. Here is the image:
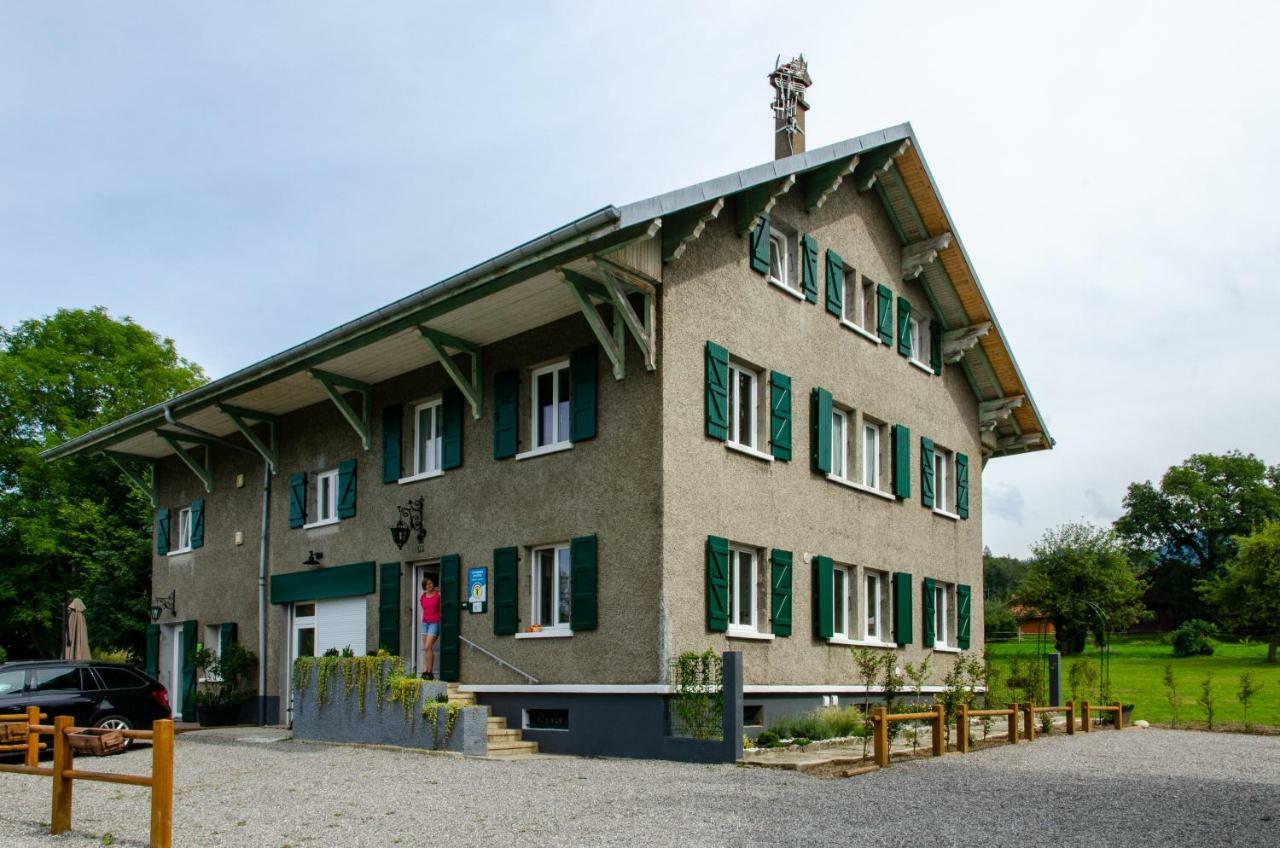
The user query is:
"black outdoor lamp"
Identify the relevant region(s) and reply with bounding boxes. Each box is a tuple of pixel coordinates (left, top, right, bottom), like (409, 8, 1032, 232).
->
(303, 550, 324, 568)
(150, 589, 176, 622)
(389, 497, 426, 550)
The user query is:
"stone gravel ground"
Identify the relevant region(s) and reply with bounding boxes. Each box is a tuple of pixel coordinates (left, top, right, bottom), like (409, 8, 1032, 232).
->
(1, 727, 1276, 848)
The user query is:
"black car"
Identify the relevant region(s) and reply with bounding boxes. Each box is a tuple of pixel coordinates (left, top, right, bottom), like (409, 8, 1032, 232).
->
(0, 660, 171, 740)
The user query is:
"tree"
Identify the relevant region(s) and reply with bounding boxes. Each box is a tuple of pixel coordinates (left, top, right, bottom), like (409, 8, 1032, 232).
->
(1114, 452, 1280, 623)
(1015, 522, 1149, 654)
(1200, 521, 1280, 663)
(0, 308, 204, 659)
(982, 547, 1029, 600)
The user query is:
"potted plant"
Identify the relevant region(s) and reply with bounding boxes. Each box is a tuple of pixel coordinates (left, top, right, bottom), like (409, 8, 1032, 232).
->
(193, 643, 258, 727)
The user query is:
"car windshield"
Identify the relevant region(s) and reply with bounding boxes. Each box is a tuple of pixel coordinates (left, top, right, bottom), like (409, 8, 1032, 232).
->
(0, 668, 24, 695)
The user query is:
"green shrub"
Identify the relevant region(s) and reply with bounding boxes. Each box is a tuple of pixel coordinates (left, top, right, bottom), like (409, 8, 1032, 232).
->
(753, 730, 781, 748)
(765, 706, 868, 742)
(0, 645, 7, 664)
(984, 599, 1018, 638)
(1171, 620, 1215, 657)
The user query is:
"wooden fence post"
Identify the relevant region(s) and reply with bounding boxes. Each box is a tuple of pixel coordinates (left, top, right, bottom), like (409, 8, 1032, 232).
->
(1022, 703, 1035, 742)
(931, 705, 945, 757)
(50, 715, 73, 835)
(1114, 703, 1124, 731)
(873, 707, 888, 768)
(1066, 701, 1075, 735)
(1080, 700, 1090, 732)
(1008, 703, 1019, 743)
(957, 704, 970, 753)
(24, 707, 40, 767)
(150, 719, 174, 848)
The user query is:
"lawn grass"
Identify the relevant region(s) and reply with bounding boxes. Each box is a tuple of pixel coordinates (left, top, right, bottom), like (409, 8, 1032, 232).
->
(987, 636, 1280, 728)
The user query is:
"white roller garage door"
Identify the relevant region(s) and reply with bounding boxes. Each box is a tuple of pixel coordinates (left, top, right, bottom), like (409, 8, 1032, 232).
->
(315, 596, 367, 656)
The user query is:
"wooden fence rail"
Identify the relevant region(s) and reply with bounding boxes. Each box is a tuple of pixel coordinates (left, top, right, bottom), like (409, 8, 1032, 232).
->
(869, 705, 946, 768)
(1079, 701, 1124, 731)
(956, 703, 1020, 753)
(1019, 702, 1077, 741)
(0, 712, 173, 848)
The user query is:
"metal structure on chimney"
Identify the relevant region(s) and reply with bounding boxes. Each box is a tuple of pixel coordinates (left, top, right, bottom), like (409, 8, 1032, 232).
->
(769, 54, 812, 159)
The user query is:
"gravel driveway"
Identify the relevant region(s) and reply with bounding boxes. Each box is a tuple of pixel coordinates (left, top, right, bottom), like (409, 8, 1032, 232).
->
(1, 727, 1276, 847)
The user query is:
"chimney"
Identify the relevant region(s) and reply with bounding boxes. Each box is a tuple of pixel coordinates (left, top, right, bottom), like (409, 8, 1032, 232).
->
(769, 55, 812, 159)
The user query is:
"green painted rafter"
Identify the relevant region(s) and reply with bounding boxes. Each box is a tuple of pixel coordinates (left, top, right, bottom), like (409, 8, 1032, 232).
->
(592, 259, 656, 372)
(102, 451, 157, 507)
(803, 155, 859, 212)
(662, 198, 724, 263)
(155, 431, 214, 493)
(561, 268, 626, 380)
(418, 327, 483, 419)
(217, 404, 280, 472)
(310, 369, 372, 450)
(855, 140, 910, 192)
(734, 174, 797, 235)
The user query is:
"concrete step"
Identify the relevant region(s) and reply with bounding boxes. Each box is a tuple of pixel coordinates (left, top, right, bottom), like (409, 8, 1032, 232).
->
(486, 728, 522, 743)
(487, 716, 508, 730)
(487, 739, 539, 757)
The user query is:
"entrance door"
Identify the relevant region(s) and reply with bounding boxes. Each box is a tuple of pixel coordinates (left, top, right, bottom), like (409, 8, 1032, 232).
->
(412, 562, 442, 678)
(161, 623, 185, 720)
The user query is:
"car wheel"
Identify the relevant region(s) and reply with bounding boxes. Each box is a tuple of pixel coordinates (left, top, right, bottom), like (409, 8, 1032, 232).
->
(94, 715, 133, 750)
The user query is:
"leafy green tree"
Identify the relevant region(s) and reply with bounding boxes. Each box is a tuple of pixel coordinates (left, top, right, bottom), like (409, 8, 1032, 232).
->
(1115, 452, 1280, 623)
(1200, 521, 1280, 663)
(0, 308, 204, 658)
(982, 546, 1029, 600)
(1015, 522, 1149, 655)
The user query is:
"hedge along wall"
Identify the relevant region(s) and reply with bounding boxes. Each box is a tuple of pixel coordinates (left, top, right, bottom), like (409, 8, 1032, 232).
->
(290, 657, 488, 756)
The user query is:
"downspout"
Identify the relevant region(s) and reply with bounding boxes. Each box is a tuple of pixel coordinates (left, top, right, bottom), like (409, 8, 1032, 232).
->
(257, 462, 270, 725)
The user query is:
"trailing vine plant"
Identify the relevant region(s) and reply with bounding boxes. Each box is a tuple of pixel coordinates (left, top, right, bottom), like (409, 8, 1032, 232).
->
(669, 650, 723, 741)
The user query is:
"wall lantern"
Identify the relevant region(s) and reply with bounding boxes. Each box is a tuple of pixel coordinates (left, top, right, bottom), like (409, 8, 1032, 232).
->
(390, 497, 426, 550)
(303, 550, 324, 568)
(150, 589, 176, 622)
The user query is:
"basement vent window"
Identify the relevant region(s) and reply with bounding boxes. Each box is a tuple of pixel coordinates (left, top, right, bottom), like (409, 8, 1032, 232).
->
(743, 705, 764, 727)
(523, 708, 570, 731)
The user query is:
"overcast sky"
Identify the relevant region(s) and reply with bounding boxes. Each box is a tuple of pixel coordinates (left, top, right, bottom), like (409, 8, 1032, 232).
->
(2, 2, 1277, 556)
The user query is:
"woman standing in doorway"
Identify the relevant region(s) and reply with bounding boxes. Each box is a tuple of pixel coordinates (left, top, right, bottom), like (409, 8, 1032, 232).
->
(420, 576, 441, 680)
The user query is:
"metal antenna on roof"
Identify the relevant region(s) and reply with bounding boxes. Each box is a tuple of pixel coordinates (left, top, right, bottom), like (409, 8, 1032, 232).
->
(769, 54, 812, 159)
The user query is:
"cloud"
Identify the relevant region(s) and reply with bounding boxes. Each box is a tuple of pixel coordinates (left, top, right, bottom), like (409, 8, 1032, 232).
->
(1084, 489, 1119, 523)
(984, 484, 1025, 526)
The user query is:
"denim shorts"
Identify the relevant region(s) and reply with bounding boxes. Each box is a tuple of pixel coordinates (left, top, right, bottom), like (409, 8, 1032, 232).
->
(421, 622, 440, 637)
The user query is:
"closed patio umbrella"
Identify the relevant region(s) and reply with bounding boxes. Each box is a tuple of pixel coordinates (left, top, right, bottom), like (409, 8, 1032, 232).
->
(63, 597, 90, 661)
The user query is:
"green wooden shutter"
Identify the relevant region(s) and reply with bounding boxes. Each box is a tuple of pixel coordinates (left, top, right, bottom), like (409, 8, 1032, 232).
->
(876, 284, 893, 345)
(813, 555, 834, 639)
(929, 319, 942, 374)
(706, 536, 729, 633)
(570, 345, 598, 442)
(493, 370, 519, 459)
(190, 499, 205, 549)
(769, 371, 792, 461)
(219, 622, 237, 660)
(705, 341, 729, 441)
(810, 387, 833, 474)
(920, 437, 935, 509)
(957, 584, 972, 649)
(144, 624, 159, 677)
(382, 404, 402, 483)
(922, 577, 936, 647)
(378, 562, 400, 653)
(493, 547, 518, 635)
(891, 424, 911, 500)
(570, 534, 598, 631)
(749, 215, 770, 275)
(439, 554, 461, 681)
(288, 472, 307, 529)
(181, 619, 198, 713)
(824, 249, 844, 317)
(441, 387, 463, 470)
(897, 297, 912, 357)
(956, 453, 970, 519)
(770, 549, 793, 637)
(801, 234, 818, 302)
(156, 509, 170, 555)
(893, 572, 913, 646)
(337, 458, 357, 519)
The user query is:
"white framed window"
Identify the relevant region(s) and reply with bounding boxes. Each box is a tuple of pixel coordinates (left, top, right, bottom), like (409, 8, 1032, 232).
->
(313, 468, 338, 525)
(767, 227, 798, 294)
(862, 278, 877, 332)
(201, 624, 222, 682)
(832, 408, 849, 480)
(172, 507, 193, 553)
(833, 564, 852, 640)
(727, 363, 760, 451)
(728, 546, 763, 633)
(413, 399, 443, 476)
(934, 446, 952, 514)
(862, 423, 881, 490)
(909, 317, 922, 360)
(531, 361, 571, 451)
(934, 582, 951, 648)
(531, 544, 571, 630)
(864, 570, 887, 643)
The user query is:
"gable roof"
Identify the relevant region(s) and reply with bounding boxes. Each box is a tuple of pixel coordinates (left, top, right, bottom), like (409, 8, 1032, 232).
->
(43, 122, 1050, 465)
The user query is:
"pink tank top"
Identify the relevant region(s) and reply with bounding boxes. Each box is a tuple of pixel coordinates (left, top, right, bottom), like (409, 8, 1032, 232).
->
(420, 591, 441, 624)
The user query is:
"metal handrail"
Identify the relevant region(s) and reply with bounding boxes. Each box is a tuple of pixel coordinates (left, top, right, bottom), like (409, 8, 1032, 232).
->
(459, 637, 539, 684)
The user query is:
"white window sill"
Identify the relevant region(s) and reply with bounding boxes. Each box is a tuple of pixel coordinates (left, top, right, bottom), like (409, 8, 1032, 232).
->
(767, 278, 806, 301)
(826, 474, 895, 501)
(398, 469, 443, 485)
(839, 319, 880, 345)
(516, 442, 574, 461)
(727, 628, 775, 642)
(726, 442, 774, 463)
(166, 547, 193, 557)
(303, 518, 340, 530)
(910, 358, 936, 375)
(933, 645, 962, 654)
(932, 508, 960, 521)
(851, 639, 897, 649)
(514, 629, 573, 639)
(827, 636, 857, 646)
